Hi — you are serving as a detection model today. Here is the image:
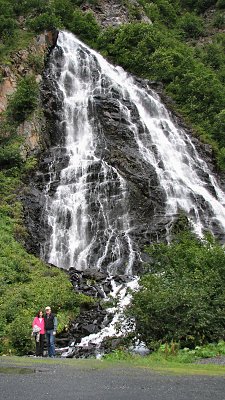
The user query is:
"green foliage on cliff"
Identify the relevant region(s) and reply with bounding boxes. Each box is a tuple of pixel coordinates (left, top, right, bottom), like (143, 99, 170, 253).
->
(129, 232, 225, 350)
(1, 0, 225, 167)
(96, 14, 225, 167)
(6, 75, 39, 124)
(1, 0, 225, 355)
(0, 159, 94, 355)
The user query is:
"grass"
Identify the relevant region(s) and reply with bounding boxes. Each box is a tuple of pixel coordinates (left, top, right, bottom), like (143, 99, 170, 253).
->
(1, 355, 225, 376)
(0, 29, 34, 64)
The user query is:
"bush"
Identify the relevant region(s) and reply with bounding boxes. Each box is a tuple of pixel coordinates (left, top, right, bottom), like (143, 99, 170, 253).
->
(199, 43, 225, 70)
(146, 46, 194, 83)
(52, 0, 74, 25)
(0, 139, 22, 168)
(212, 109, 225, 145)
(0, 0, 14, 17)
(0, 229, 94, 354)
(216, 0, 225, 9)
(177, 12, 205, 39)
(129, 232, 225, 349)
(180, 0, 217, 13)
(212, 11, 225, 28)
(68, 8, 101, 46)
(155, 0, 178, 26)
(0, 16, 17, 38)
(217, 146, 225, 169)
(167, 63, 225, 132)
(13, 0, 47, 16)
(26, 12, 62, 33)
(6, 75, 39, 124)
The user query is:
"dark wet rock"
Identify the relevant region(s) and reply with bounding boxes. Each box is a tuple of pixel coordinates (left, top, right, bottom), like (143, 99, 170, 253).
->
(21, 32, 225, 269)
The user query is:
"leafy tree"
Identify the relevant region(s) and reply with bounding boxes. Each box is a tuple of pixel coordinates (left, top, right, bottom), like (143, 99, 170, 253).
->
(68, 8, 101, 45)
(180, 0, 217, 13)
(0, 0, 14, 17)
(26, 12, 62, 33)
(0, 16, 17, 38)
(13, 0, 47, 15)
(146, 46, 194, 83)
(129, 232, 225, 349)
(167, 64, 225, 132)
(177, 12, 205, 39)
(6, 75, 39, 124)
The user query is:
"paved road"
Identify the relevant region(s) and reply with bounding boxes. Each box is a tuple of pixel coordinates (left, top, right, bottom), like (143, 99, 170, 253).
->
(1, 358, 225, 400)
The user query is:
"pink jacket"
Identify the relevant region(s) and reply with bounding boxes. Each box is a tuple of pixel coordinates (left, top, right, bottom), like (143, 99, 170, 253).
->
(32, 317, 45, 334)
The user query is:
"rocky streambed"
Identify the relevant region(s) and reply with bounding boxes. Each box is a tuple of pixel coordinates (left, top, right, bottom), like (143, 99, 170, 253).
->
(55, 268, 138, 358)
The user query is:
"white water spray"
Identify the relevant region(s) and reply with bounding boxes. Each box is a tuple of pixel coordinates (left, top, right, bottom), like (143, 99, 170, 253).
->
(43, 30, 225, 274)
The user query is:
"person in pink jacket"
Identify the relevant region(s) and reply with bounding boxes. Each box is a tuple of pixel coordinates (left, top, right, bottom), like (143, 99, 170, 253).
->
(32, 310, 45, 357)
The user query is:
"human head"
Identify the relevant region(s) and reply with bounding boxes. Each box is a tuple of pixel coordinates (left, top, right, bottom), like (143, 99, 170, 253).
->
(37, 309, 44, 317)
(45, 306, 51, 314)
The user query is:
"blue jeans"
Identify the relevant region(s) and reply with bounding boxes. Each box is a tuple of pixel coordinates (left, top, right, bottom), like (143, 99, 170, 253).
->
(46, 330, 55, 357)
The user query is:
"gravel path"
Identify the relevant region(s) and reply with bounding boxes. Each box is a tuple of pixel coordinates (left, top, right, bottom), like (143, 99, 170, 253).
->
(1, 357, 225, 400)
(196, 356, 225, 365)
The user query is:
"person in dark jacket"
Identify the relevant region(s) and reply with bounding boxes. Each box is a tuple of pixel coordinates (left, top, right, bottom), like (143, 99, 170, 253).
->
(44, 306, 57, 358)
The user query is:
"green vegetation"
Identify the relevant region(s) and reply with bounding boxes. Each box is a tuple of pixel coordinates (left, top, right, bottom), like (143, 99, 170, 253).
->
(0, 157, 94, 355)
(104, 340, 225, 364)
(1, 0, 225, 356)
(6, 75, 39, 124)
(129, 232, 225, 350)
(96, 14, 225, 167)
(1, 353, 225, 376)
(0, 0, 225, 165)
(0, 0, 97, 353)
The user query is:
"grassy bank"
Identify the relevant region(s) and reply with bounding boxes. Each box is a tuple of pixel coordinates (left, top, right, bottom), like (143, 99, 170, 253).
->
(0, 355, 225, 377)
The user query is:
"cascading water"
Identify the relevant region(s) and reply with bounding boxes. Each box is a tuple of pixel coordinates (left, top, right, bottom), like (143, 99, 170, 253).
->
(42, 30, 225, 276)
(39, 30, 225, 355)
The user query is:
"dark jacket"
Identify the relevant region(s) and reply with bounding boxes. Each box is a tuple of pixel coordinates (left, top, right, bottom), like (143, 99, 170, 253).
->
(44, 313, 57, 331)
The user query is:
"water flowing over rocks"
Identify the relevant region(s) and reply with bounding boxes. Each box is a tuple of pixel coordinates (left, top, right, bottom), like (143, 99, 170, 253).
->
(20, 30, 225, 357)
(55, 269, 137, 358)
(22, 31, 225, 269)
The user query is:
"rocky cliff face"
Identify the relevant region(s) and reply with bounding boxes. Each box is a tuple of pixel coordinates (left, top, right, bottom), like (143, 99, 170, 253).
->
(80, 0, 151, 27)
(21, 31, 225, 274)
(0, 31, 58, 158)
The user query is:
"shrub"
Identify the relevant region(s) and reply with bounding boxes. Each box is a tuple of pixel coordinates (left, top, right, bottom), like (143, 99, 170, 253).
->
(212, 11, 225, 28)
(177, 12, 205, 39)
(6, 75, 39, 124)
(0, 16, 17, 38)
(0, 0, 14, 17)
(180, 0, 217, 13)
(199, 43, 225, 70)
(52, 0, 74, 25)
(167, 64, 225, 132)
(155, 0, 178, 26)
(216, 0, 225, 9)
(68, 8, 101, 46)
(217, 146, 225, 169)
(147, 46, 194, 83)
(129, 232, 225, 349)
(26, 12, 62, 33)
(0, 139, 22, 168)
(213, 109, 225, 145)
(13, 0, 47, 16)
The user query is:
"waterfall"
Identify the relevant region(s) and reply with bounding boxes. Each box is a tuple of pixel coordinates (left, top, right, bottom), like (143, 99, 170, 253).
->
(42, 30, 225, 274)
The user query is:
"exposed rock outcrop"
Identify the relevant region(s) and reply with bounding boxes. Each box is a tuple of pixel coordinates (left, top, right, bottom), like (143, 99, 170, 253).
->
(0, 30, 58, 156)
(81, 0, 151, 27)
